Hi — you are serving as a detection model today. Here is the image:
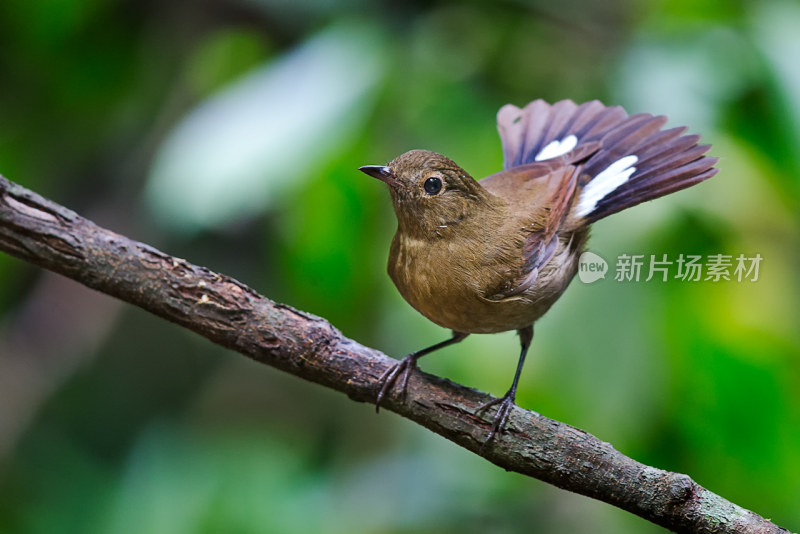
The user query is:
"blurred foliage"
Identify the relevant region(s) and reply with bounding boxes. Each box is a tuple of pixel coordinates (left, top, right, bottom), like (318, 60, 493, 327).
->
(1, 0, 799, 532)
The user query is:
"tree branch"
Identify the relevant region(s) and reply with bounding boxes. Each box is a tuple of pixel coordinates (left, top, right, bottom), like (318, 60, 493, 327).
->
(0, 175, 791, 534)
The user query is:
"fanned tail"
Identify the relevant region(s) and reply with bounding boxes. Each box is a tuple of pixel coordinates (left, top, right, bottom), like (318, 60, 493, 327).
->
(496, 99, 718, 224)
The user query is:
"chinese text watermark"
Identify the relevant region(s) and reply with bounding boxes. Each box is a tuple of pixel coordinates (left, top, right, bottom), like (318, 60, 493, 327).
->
(578, 252, 762, 284)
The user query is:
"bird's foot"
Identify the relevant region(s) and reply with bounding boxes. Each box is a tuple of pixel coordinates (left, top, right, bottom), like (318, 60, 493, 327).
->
(375, 354, 418, 412)
(476, 391, 518, 448)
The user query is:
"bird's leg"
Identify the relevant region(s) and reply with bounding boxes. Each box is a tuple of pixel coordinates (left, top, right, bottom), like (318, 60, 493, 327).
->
(477, 325, 533, 447)
(376, 331, 469, 411)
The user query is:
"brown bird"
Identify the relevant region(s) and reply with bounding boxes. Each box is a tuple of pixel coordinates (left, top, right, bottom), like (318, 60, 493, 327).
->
(359, 99, 717, 444)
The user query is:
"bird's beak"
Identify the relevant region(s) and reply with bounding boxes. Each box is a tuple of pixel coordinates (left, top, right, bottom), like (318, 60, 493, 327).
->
(358, 165, 397, 186)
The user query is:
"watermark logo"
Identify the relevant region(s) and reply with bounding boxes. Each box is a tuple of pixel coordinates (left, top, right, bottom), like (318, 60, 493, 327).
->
(578, 251, 608, 284)
(577, 252, 763, 284)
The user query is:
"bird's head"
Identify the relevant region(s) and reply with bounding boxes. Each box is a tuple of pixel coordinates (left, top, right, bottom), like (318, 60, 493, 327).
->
(359, 150, 493, 238)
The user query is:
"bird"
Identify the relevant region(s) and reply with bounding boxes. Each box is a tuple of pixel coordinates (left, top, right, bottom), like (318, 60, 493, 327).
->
(359, 99, 718, 445)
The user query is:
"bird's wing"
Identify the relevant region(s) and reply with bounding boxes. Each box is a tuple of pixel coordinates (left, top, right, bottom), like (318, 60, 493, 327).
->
(483, 165, 579, 301)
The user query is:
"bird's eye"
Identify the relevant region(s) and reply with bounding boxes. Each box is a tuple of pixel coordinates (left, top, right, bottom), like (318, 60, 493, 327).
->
(423, 176, 443, 195)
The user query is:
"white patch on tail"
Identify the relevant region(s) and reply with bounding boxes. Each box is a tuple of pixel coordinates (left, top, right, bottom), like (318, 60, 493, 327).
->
(535, 135, 578, 161)
(575, 155, 638, 217)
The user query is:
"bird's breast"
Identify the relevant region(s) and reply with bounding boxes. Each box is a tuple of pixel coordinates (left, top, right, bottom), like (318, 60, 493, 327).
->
(387, 230, 583, 334)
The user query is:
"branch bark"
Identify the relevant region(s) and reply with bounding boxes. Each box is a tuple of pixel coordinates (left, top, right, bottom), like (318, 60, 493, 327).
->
(0, 174, 791, 534)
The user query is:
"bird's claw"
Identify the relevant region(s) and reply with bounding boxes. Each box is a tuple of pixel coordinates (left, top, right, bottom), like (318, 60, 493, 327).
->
(476, 393, 517, 449)
(375, 355, 417, 412)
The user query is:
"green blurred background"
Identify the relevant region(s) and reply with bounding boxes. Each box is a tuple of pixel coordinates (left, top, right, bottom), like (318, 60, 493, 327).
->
(1, 0, 798, 532)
